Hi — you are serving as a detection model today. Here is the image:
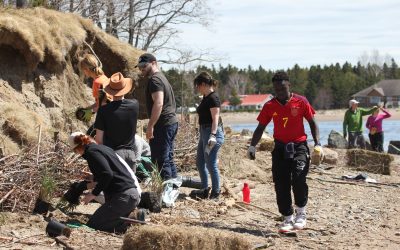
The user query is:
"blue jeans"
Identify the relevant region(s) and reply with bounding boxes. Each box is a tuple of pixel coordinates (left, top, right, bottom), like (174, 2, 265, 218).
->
(150, 122, 178, 180)
(196, 125, 224, 194)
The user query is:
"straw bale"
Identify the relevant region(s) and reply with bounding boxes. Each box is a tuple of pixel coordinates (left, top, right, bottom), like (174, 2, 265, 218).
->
(346, 149, 394, 175)
(122, 224, 252, 250)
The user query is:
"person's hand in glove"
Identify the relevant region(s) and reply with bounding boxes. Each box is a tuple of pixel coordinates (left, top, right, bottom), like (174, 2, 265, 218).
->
(75, 107, 93, 122)
(205, 134, 217, 154)
(247, 146, 256, 160)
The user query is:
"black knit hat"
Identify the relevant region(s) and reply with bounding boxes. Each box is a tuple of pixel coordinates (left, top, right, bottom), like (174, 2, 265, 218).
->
(135, 53, 157, 68)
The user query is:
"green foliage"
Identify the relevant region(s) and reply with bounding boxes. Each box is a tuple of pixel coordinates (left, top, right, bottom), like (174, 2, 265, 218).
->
(228, 88, 241, 107)
(162, 59, 395, 110)
(147, 163, 164, 195)
(39, 168, 57, 202)
(31, 0, 47, 7)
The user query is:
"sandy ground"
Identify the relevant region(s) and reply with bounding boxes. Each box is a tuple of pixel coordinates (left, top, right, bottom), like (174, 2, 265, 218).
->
(1, 127, 400, 249)
(221, 108, 400, 125)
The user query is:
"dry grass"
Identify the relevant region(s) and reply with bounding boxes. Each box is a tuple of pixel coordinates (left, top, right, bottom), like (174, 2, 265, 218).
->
(122, 224, 252, 250)
(0, 103, 44, 147)
(0, 7, 149, 154)
(0, 7, 86, 72)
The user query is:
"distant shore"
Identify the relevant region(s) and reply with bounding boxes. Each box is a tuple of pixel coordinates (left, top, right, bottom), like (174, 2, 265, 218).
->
(220, 108, 400, 125)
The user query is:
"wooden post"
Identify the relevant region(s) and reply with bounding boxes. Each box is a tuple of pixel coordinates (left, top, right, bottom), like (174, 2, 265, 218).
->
(36, 125, 42, 166)
(54, 131, 61, 152)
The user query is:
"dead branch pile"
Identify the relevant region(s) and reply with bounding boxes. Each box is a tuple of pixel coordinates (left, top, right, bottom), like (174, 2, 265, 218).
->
(122, 224, 252, 250)
(0, 136, 86, 213)
(174, 117, 199, 171)
(347, 149, 394, 175)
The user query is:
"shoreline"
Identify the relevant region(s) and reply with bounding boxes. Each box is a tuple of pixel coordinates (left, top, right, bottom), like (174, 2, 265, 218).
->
(220, 109, 400, 125)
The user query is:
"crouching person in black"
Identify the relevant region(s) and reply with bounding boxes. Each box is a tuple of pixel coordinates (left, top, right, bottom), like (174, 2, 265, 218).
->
(68, 132, 140, 233)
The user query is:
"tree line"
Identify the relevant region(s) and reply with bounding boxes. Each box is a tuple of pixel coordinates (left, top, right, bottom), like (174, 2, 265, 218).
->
(164, 57, 400, 110)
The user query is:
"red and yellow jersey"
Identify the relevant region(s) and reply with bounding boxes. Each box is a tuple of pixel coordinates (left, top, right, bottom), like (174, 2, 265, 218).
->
(92, 75, 109, 108)
(257, 93, 315, 143)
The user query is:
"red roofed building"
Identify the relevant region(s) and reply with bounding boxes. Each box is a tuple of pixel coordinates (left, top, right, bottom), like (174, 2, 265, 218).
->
(221, 94, 273, 111)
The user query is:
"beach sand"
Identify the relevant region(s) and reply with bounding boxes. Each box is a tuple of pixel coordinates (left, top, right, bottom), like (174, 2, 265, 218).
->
(221, 108, 400, 125)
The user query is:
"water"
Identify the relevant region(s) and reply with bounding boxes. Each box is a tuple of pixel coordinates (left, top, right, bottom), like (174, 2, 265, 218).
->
(229, 120, 400, 151)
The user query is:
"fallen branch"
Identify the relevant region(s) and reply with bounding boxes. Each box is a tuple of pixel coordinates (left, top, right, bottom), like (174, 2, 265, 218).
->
(120, 217, 147, 224)
(0, 187, 16, 205)
(222, 181, 240, 201)
(332, 177, 400, 188)
(308, 177, 382, 189)
(237, 202, 280, 217)
(54, 236, 75, 250)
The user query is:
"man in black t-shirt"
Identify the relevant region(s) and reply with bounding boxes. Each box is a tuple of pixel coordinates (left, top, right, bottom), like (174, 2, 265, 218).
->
(136, 53, 178, 180)
(94, 72, 140, 171)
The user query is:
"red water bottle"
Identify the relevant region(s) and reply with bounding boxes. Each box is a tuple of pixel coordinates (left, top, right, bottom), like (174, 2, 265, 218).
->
(242, 183, 250, 203)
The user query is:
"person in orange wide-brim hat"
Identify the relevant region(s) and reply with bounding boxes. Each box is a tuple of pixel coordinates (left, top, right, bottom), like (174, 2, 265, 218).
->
(104, 72, 133, 97)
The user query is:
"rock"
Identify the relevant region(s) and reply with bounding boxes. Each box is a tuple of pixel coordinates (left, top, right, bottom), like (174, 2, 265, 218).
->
(259, 138, 274, 151)
(322, 147, 339, 165)
(328, 130, 348, 149)
(224, 126, 232, 135)
(224, 198, 236, 208)
(388, 141, 400, 155)
(395, 232, 400, 236)
(240, 129, 252, 137)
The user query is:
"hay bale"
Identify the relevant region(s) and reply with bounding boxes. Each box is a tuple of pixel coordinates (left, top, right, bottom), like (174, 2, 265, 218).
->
(122, 225, 252, 250)
(346, 149, 394, 175)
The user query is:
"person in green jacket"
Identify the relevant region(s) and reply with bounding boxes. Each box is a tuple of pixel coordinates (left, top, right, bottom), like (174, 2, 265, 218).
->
(343, 99, 378, 149)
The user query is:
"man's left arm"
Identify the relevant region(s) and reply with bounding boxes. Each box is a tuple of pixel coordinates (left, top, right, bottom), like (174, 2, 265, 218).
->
(361, 106, 378, 116)
(307, 118, 321, 146)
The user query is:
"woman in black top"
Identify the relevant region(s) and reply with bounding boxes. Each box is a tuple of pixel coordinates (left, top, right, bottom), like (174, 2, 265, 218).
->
(193, 72, 225, 199)
(68, 132, 141, 233)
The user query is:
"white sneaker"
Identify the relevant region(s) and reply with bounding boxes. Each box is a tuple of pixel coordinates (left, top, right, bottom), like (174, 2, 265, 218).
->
(293, 206, 307, 230)
(279, 215, 294, 233)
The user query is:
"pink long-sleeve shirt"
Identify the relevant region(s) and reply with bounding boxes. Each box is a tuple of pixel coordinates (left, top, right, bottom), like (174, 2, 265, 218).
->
(366, 109, 391, 133)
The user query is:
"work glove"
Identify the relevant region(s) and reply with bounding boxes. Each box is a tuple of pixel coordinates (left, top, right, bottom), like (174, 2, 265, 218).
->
(311, 145, 324, 166)
(205, 134, 217, 154)
(247, 146, 256, 160)
(314, 145, 324, 159)
(75, 107, 93, 122)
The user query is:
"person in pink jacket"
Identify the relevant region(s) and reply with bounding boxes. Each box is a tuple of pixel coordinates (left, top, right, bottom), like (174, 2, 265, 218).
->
(366, 106, 391, 152)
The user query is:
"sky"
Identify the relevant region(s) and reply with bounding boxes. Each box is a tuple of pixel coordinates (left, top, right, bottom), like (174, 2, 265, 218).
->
(168, 0, 400, 70)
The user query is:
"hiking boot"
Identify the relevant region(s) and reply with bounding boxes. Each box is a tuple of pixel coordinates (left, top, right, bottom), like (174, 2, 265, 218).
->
(189, 187, 210, 200)
(279, 215, 294, 233)
(293, 206, 307, 230)
(209, 190, 220, 200)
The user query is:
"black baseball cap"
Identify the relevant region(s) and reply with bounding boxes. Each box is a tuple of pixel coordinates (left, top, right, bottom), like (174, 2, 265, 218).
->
(136, 53, 157, 68)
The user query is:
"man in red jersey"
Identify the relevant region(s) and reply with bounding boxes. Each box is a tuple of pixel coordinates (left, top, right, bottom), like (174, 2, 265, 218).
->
(247, 71, 322, 233)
